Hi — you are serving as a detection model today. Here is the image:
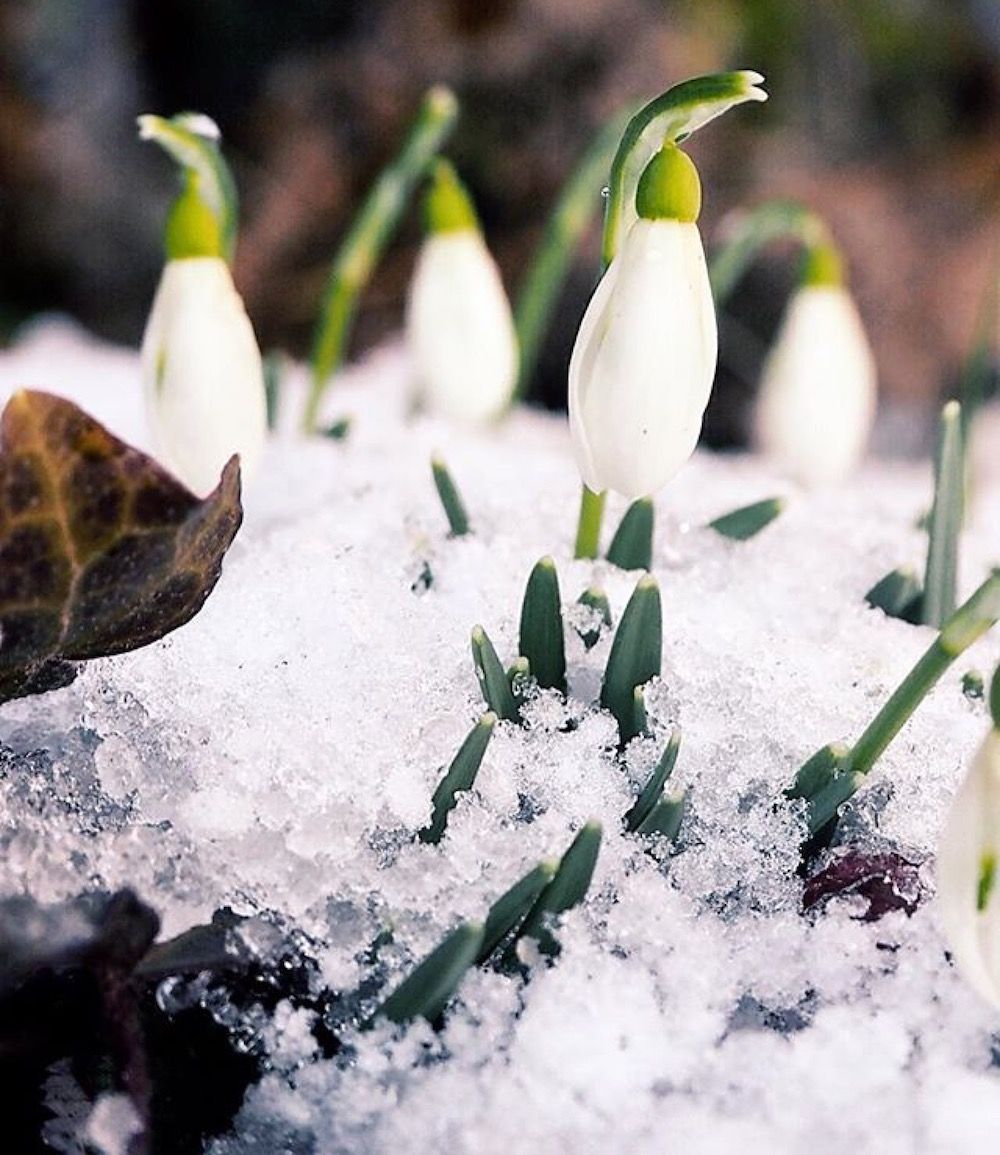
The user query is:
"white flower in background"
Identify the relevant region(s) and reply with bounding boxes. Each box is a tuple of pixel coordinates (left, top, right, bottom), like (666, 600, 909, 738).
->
(754, 244, 876, 487)
(568, 144, 717, 500)
(142, 256, 266, 496)
(938, 668, 1000, 1007)
(138, 110, 266, 497)
(406, 161, 518, 423)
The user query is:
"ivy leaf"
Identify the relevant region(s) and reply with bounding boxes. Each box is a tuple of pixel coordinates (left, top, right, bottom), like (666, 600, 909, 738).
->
(0, 390, 242, 703)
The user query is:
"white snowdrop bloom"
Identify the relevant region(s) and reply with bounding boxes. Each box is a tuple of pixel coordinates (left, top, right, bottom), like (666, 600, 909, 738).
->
(406, 161, 517, 423)
(754, 248, 876, 487)
(568, 144, 717, 500)
(142, 256, 266, 496)
(938, 672, 1000, 1008)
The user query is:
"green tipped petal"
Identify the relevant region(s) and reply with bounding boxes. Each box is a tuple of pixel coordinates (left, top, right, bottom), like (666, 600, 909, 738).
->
(800, 242, 844, 288)
(424, 160, 479, 234)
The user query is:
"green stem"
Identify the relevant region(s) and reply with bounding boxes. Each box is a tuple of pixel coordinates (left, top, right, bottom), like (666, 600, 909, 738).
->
(303, 86, 458, 432)
(574, 485, 606, 559)
(850, 570, 1000, 777)
(921, 400, 963, 628)
(513, 114, 629, 399)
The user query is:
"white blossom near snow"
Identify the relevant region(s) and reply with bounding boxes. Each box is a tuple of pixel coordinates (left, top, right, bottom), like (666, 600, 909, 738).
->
(568, 146, 717, 500)
(141, 256, 267, 496)
(406, 164, 517, 424)
(754, 283, 877, 487)
(937, 723, 1000, 1008)
(1, 322, 1000, 1155)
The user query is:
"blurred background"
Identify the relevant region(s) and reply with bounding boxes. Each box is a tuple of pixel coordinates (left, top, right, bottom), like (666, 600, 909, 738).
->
(0, 0, 997, 446)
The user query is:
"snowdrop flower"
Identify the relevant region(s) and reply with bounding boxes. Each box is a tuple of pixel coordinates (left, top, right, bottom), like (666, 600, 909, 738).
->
(406, 161, 517, 423)
(938, 668, 1000, 1007)
(754, 243, 876, 486)
(568, 143, 717, 500)
(140, 113, 266, 496)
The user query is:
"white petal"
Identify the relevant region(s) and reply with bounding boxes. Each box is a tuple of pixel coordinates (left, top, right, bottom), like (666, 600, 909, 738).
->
(405, 231, 518, 423)
(568, 219, 717, 500)
(141, 257, 266, 496)
(754, 285, 876, 487)
(937, 730, 1000, 1007)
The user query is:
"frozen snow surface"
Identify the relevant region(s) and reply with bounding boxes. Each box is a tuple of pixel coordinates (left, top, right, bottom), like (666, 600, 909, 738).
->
(2, 320, 1000, 1154)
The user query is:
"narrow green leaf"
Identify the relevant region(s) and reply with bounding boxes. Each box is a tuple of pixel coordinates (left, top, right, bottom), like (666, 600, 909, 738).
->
(625, 728, 681, 832)
(708, 496, 785, 541)
(431, 454, 470, 537)
(262, 351, 284, 431)
(635, 789, 687, 841)
(922, 400, 964, 628)
(991, 663, 1000, 728)
(377, 920, 484, 1025)
(419, 714, 496, 844)
(576, 586, 612, 651)
(864, 567, 923, 622)
(601, 575, 662, 744)
(471, 626, 519, 721)
(606, 498, 654, 570)
(519, 557, 566, 692)
(518, 822, 602, 955)
(477, 860, 558, 964)
(304, 87, 458, 431)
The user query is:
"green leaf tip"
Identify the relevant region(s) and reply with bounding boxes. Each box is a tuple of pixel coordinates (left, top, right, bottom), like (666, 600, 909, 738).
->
(519, 557, 567, 692)
(607, 498, 654, 570)
(431, 454, 471, 536)
(139, 111, 237, 261)
(708, 496, 785, 541)
(419, 713, 496, 844)
(865, 567, 922, 623)
(576, 586, 612, 650)
(518, 823, 603, 956)
(377, 920, 484, 1025)
(922, 399, 964, 629)
(477, 859, 559, 964)
(635, 789, 687, 840)
(602, 575, 662, 745)
(625, 728, 681, 832)
(471, 625, 520, 721)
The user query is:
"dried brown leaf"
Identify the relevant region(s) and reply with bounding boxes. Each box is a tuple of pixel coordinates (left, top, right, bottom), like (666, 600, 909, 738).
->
(0, 390, 242, 702)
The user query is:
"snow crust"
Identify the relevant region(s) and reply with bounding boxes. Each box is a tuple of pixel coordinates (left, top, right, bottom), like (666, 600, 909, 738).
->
(1, 319, 999, 1154)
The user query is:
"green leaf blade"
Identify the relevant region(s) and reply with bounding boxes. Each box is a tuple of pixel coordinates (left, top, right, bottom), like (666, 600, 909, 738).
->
(477, 860, 558, 964)
(431, 454, 471, 536)
(625, 728, 682, 832)
(601, 575, 663, 744)
(471, 625, 520, 722)
(519, 557, 566, 692)
(377, 920, 484, 1026)
(922, 400, 964, 628)
(419, 714, 496, 844)
(708, 496, 785, 541)
(606, 498, 654, 570)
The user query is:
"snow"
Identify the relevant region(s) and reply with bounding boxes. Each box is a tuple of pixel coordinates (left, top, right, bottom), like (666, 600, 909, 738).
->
(1, 319, 999, 1154)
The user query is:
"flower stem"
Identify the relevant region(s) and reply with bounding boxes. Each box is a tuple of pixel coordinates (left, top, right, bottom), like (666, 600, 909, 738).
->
(921, 400, 963, 628)
(573, 485, 606, 559)
(303, 87, 458, 432)
(513, 113, 628, 399)
(850, 570, 1000, 777)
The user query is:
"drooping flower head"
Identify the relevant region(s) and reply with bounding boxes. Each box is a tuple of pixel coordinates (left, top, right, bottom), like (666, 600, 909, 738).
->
(938, 665, 1000, 1006)
(406, 160, 518, 423)
(754, 238, 877, 487)
(139, 113, 266, 496)
(568, 143, 717, 500)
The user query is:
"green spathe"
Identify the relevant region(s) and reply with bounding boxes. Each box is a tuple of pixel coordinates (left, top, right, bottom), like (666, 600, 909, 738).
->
(424, 160, 479, 234)
(636, 145, 701, 223)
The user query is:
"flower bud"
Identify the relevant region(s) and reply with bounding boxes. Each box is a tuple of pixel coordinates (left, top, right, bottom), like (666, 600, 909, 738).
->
(406, 162, 517, 423)
(568, 145, 717, 499)
(938, 666, 1000, 1006)
(754, 244, 876, 487)
(141, 257, 266, 496)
